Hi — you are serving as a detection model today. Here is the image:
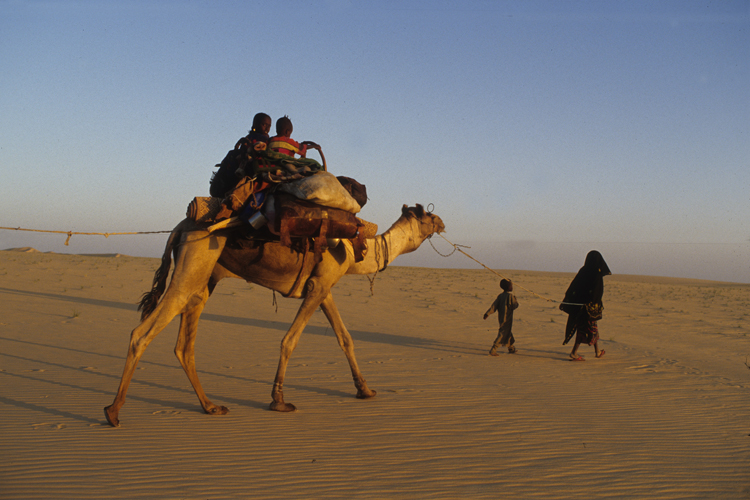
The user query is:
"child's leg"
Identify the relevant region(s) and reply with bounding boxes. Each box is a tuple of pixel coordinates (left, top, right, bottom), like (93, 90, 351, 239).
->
(507, 332, 516, 352)
(489, 330, 503, 355)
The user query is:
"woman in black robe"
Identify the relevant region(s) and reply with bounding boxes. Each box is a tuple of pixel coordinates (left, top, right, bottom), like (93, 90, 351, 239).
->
(560, 250, 611, 360)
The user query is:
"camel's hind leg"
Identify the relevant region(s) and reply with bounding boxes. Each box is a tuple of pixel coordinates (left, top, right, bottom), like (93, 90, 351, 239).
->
(174, 291, 229, 416)
(319, 292, 376, 399)
(104, 230, 226, 427)
(104, 296, 186, 427)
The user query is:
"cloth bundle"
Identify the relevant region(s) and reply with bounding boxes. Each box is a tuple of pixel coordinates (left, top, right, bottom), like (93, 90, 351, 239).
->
(278, 171, 361, 214)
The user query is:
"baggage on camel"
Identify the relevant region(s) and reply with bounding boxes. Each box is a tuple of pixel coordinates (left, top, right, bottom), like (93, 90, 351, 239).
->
(187, 192, 372, 263)
(196, 144, 371, 262)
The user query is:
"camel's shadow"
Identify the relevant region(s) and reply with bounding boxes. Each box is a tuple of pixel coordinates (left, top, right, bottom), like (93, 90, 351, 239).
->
(0, 286, 476, 355)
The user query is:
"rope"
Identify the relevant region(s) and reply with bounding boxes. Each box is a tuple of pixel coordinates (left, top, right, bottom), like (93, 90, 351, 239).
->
(0, 226, 172, 246)
(365, 233, 390, 296)
(431, 233, 584, 306)
(428, 236, 466, 257)
(366, 272, 378, 296)
(377, 234, 390, 272)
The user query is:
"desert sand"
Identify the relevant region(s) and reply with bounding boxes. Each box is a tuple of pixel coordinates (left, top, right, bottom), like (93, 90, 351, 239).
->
(1, 248, 748, 499)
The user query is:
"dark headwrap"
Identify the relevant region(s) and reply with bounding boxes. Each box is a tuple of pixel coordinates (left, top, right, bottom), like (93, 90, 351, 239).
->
(562, 250, 611, 310)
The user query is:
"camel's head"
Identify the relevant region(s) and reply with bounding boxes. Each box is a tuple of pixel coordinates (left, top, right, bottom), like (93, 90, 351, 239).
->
(401, 204, 445, 239)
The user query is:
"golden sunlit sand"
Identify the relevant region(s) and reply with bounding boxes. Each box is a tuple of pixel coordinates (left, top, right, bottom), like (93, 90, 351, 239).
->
(1, 249, 748, 499)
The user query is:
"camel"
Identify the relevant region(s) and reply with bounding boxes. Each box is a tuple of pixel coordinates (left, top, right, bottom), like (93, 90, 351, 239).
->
(104, 204, 444, 426)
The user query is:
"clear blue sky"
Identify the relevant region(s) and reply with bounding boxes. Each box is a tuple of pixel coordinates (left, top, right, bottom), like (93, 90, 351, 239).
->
(2, 0, 748, 282)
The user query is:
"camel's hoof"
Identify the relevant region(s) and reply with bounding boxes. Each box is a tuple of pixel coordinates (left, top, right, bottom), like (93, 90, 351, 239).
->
(269, 401, 297, 412)
(104, 406, 120, 427)
(206, 405, 229, 416)
(356, 389, 377, 399)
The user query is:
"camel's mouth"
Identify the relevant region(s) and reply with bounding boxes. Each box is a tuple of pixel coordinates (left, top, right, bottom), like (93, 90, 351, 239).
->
(431, 214, 446, 234)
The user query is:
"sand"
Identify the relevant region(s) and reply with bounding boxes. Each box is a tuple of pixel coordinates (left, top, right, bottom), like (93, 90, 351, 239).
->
(1, 248, 748, 499)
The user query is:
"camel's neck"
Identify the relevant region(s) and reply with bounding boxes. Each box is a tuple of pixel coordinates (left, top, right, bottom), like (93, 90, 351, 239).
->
(347, 217, 427, 275)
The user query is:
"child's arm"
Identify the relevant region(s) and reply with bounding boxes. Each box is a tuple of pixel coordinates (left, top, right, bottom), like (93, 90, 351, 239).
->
(483, 297, 499, 319)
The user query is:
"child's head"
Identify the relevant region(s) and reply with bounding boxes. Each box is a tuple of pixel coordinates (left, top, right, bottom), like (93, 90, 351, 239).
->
(251, 113, 272, 135)
(275, 116, 293, 137)
(500, 279, 512, 292)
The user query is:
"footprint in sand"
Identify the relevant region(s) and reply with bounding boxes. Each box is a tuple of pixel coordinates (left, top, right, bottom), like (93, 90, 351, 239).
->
(626, 364, 657, 372)
(152, 410, 182, 416)
(32, 423, 66, 430)
(386, 388, 420, 394)
(658, 358, 679, 367)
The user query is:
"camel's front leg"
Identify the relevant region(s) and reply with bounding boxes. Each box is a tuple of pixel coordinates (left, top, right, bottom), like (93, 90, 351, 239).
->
(174, 290, 229, 416)
(269, 279, 329, 412)
(319, 292, 376, 399)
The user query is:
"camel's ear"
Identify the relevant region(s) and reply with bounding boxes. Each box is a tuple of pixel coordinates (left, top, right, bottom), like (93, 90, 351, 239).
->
(414, 204, 425, 217)
(401, 204, 409, 215)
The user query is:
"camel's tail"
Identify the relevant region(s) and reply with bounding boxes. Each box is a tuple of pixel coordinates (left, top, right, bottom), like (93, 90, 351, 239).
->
(137, 225, 182, 321)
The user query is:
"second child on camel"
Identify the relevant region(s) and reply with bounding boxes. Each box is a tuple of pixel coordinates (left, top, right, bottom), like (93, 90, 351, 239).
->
(268, 116, 320, 158)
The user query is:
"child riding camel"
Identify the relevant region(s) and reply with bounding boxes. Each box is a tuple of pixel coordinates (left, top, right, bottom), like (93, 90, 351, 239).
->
(268, 116, 320, 158)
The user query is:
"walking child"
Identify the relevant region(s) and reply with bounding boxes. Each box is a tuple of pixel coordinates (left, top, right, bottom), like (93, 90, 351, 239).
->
(483, 279, 519, 356)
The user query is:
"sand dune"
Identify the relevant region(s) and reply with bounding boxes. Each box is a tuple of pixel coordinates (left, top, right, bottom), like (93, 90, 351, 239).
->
(4, 247, 40, 253)
(1, 250, 748, 499)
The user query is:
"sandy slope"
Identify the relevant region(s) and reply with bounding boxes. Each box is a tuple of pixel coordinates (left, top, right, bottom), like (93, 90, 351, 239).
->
(1, 250, 748, 499)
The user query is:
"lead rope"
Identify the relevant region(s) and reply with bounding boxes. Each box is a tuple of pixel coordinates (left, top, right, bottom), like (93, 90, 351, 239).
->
(366, 234, 390, 296)
(0, 226, 171, 246)
(430, 233, 584, 306)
